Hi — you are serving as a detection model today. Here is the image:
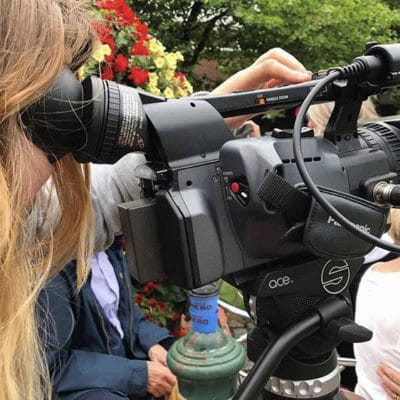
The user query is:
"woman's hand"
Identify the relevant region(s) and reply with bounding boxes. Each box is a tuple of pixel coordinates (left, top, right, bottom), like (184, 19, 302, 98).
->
(148, 343, 168, 367)
(378, 363, 400, 399)
(211, 48, 311, 129)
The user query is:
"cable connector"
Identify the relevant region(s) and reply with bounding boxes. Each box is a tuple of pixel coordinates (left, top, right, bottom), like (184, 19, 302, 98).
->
(373, 181, 400, 207)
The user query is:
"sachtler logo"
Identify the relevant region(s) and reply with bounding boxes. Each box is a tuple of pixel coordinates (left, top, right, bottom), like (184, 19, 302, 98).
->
(321, 260, 350, 294)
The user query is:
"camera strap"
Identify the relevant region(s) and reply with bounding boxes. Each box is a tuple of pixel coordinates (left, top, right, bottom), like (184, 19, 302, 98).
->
(303, 187, 388, 259)
(257, 171, 389, 259)
(257, 170, 310, 221)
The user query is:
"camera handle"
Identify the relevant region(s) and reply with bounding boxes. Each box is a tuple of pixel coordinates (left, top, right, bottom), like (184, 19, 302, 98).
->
(232, 296, 370, 400)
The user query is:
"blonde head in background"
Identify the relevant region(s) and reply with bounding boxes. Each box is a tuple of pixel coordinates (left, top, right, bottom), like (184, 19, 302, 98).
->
(388, 208, 400, 245)
(307, 98, 379, 136)
(0, 1, 97, 399)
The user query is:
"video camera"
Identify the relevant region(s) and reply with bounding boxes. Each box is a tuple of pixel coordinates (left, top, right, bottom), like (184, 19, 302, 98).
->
(116, 43, 400, 294)
(26, 42, 400, 400)
(26, 43, 400, 290)
(116, 43, 400, 399)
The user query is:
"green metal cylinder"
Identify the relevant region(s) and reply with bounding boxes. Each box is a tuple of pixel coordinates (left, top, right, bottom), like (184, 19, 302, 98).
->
(167, 327, 246, 399)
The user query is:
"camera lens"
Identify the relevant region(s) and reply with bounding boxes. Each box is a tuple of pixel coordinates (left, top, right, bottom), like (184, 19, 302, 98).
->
(76, 76, 150, 163)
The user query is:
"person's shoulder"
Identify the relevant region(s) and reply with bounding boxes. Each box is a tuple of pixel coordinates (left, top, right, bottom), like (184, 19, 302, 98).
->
(371, 257, 400, 273)
(44, 260, 78, 291)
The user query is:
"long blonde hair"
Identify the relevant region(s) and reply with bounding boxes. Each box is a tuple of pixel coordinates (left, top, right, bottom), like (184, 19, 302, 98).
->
(0, 1, 97, 399)
(388, 208, 400, 244)
(307, 98, 379, 136)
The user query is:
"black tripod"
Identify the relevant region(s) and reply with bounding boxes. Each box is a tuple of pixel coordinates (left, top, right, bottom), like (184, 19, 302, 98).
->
(230, 258, 372, 400)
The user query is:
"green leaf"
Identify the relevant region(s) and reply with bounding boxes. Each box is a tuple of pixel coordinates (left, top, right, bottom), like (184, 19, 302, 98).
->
(115, 30, 131, 49)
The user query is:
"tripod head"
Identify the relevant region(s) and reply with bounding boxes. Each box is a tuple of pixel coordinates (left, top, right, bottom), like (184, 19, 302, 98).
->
(234, 258, 371, 400)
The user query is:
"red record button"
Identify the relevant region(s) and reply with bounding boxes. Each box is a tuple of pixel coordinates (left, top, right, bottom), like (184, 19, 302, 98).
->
(230, 182, 240, 193)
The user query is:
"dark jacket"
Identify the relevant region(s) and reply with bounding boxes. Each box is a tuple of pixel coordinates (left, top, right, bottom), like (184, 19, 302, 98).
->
(38, 240, 172, 400)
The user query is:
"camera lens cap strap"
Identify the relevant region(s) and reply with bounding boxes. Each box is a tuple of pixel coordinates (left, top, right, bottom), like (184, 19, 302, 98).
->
(257, 170, 310, 222)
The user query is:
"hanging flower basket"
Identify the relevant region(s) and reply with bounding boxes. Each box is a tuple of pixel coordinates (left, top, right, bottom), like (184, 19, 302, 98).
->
(80, 0, 193, 99)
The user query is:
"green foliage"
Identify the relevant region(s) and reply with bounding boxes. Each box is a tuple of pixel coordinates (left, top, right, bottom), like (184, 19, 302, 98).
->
(115, 30, 131, 48)
(128, 0, 247, 86)
(383, 0, 400, 8)
(128, 0, 400, 89)
(235, 0, 400, 71)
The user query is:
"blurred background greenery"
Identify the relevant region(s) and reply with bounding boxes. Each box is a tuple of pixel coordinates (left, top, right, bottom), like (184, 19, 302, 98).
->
(129, 0, 400, 90)
(126, 0, 400, 127)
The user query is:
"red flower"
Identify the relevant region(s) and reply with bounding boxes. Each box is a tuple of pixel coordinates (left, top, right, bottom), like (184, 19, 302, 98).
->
(96, 0, 120, 11)
(175, 72, 186, 82)
(144, 313, 151, 319)
(97, 0, 137, 26)
(101, 64, 114, 80)
(147, 281, 159, 291)
(131, 42, 150, 57)
(135, 22, 149, 40)
(117, 6, 137, 26)
(143, 286, 150, 295)
(135, 293, 143, 305)
(172, 312, 180, 321)
(94, 22, 113, 42)
(157, 301, 168, 312)
(148, 298, 157, 307)
(114, 54, 129, 73)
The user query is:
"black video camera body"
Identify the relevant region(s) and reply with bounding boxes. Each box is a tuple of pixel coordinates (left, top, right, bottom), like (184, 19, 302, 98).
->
(119, 94, 400, 291)
(24, 43, 400, 295)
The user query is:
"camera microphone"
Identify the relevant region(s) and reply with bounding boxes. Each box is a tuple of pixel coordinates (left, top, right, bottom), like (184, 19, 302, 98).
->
(331, 43, 400, 83)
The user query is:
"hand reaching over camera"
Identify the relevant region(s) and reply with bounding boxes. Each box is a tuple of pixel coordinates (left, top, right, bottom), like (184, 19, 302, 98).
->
(212, 47, 311, 129)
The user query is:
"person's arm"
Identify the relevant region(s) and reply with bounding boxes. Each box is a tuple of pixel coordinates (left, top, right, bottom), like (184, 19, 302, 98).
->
(28, 153, 146, 253)
(212, 47, 311, 130)
(129, 303, 173, 359)
(128, 306, 177, 397)
(52, 351, 149, 398)
(47, 305, 175, 398)
(37, 266, 149, 398)
(90, 153, 145, 252)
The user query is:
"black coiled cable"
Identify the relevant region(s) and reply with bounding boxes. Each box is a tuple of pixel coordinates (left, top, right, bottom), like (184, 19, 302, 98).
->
(293, 66, 400, 254)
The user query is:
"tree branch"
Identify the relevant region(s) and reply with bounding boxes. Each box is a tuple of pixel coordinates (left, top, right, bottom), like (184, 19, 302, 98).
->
(182, 2, 203, 41)
(189, 9, 229, 66)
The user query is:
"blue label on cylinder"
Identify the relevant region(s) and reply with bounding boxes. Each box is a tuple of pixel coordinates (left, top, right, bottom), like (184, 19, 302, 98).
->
(190, 294, 218, 333)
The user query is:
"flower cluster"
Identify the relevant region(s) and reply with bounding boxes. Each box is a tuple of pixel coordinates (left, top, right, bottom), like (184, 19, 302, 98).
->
(81, 0, 193, 98)
(134, 280, 189, 337)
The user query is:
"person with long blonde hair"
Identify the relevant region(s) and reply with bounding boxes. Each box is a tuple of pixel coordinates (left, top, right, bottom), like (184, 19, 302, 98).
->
(0, 1, 97, 399)
(0, 1, 312, 399)
(307, 97, 379, 136)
